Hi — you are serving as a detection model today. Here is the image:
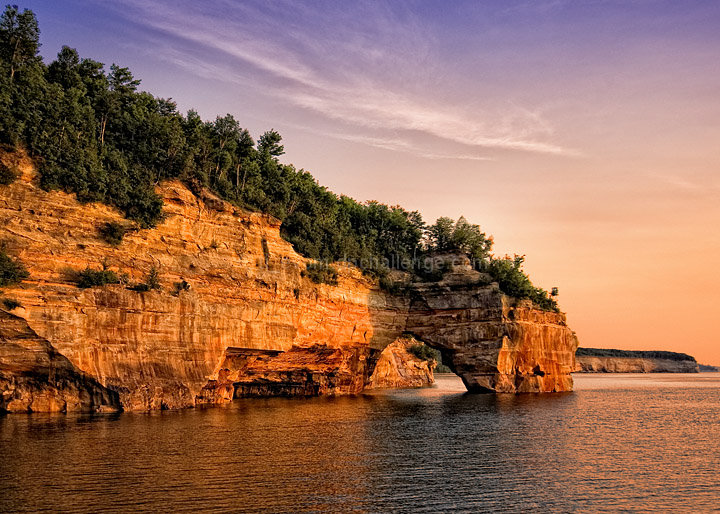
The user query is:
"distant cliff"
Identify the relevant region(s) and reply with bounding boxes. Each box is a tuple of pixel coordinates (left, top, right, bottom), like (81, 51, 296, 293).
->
(574, 348, 699, 373)
(0, 151, 578, 411)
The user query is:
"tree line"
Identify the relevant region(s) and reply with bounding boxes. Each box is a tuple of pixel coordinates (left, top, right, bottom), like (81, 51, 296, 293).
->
(0, 5, 558, 311)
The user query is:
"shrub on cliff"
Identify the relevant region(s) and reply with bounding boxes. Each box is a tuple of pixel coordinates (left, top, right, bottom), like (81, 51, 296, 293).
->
(408, 343, 439, 362)
(478, 255, 558, 312)
(2, 297, 21, 310)
(0, 6, 561, 312)
(76, 267, 120, 288)
(0, 248, 29, 287)
(0, 161, 18, 185)
(99, 221, 128, 246)
(171, 279, 190, 296)
(304, 262, 338, 286)
(129, 266, 161, 292)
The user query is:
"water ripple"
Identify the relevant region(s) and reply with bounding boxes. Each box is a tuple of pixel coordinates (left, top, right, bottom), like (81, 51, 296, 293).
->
(2, 374, 720, 512)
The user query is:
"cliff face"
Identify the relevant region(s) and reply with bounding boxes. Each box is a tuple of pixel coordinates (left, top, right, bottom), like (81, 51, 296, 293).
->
(575, 356, 699, 373)
(0, 151, 404, 410)
(0, 151, 578, 410)
(197, 344, 374, 403)
(0, 311, 120, 413)
(406, 260, 578, 393)
(365, 338, 435, 389)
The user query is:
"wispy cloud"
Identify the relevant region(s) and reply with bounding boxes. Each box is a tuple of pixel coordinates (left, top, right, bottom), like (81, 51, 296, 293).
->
(110, 0, 576, 158)
(309, 130, 495, 162)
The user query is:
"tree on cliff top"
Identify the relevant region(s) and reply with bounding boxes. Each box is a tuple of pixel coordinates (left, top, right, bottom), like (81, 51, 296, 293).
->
(424, 216, 557, 311)
(426, 216, 493, 261)
(0, 5, 560, 311)
(0, 4, 40, 81)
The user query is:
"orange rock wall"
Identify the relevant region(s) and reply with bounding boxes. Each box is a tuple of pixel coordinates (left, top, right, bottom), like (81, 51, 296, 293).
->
(406, 268, 578, 393)
(0, 152, 405, 409)
(366, 338, 435, 389)
(0, 311, 120, 413)
(575, 356, 698, 373)
(1, 151, 578, 410)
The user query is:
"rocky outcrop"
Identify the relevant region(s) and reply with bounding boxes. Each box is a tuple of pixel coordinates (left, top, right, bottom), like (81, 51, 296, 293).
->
(0, 310, 120, 413)
(575, 356, 699, 373)
(406, 258, 578, 393)
(574, 348, 699, 373)
(366, 338, 435, 389)
(0, 151, 404, 410)
(197, 344, 375, 402)
(0, 150, 578, 410)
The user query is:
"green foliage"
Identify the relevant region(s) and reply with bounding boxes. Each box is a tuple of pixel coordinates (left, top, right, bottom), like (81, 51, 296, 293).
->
(257, 129, 284, 157)
(0, 4, 40, 82)
(0, 6, 561, 311)
(0, 247, 29, 287)
(171, 279, 190, 296)
(576, 347, 696, 362)
(0, 160, 17, 184)
(478, 255, 558, 312)
(407, 341, 453, 372)
(99, 221, 127, 246)
(435, 362, 453, 373)
(426, 216, 492, 261)
(379, 275, 402, 294)
(76, 267, 119, 288)
(408, 343, 438, 362)
(2, 297, 21, 310)
(130, 266, 160, 292)
(304, 262, 338, 286)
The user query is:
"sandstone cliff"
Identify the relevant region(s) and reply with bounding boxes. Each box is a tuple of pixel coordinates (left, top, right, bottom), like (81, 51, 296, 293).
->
(0, 151, 578, 410)
(406, 257, 578, 393)
(365, 338, 435, 389)
(0, 310, 120, 413)
(575, 356, 699, 373)
(573, 347, 699, 373)
(197, 344, 375, 403)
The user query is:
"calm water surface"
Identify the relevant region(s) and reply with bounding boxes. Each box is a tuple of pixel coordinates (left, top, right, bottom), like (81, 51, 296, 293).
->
(2, 373, 720, 513)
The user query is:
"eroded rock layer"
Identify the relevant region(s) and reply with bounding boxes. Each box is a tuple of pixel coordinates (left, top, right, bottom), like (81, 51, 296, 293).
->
(197, 344, 376, 402)
(575, 356, 699, 373)
(0, 311, 120, 413)
(366, 338, 435, 389)
(406, 260, 578, 393)
(0, 151, 578, 409)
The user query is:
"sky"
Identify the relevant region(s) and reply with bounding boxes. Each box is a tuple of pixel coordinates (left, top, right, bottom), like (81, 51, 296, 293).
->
(21, 0, 720, 363)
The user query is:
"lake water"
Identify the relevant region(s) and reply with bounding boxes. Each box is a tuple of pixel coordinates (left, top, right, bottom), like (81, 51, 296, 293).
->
(2, 373, 719, 512)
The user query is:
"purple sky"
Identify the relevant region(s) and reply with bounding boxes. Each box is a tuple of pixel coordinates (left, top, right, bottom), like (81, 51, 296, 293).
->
(20, 0, 720, 362)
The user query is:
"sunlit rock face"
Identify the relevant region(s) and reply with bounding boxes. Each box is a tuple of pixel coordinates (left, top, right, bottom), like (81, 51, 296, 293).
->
(0, 151, 403, 410)
(575, 356, 699, 373)
(0, 151, 578, 410)
(405, 258, 578, 393)
(197, 345, 375, 402)
(0, 311, 120, 413)
(366, 338, 435, 389)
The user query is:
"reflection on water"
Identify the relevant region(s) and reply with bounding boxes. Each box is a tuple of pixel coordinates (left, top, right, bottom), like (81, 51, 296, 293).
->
(2, 373, 720, 512)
